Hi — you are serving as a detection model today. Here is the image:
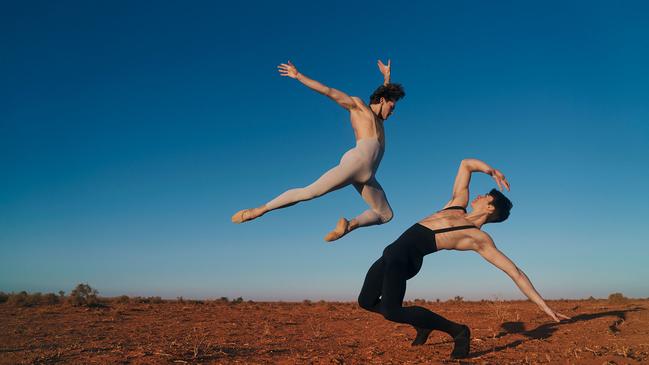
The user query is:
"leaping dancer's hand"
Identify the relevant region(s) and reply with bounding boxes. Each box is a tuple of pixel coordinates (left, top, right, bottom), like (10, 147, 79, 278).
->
(377, 59, 391, 84)
(278, 61, 299, 79)
(544, 307, 571, 323)
(489, 169, 510, 191)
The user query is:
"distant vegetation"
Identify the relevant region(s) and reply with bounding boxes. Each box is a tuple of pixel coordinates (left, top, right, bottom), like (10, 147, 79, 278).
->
(69, 283, 101, 307)
(1, 284, 253, 307)
(0, 283, 188, 307)
(608, 292, 628, 303)
(0, 287, 639, 307)
(1, 291, 61, 307)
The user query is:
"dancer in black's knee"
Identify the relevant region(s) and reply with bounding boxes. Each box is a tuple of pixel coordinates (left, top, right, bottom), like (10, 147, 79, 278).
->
(358, 158, 569, 359)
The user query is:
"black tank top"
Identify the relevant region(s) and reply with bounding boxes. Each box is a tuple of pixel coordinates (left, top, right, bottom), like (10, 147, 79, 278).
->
(414, 206, 476, 255)
(385, 206, 477, 258)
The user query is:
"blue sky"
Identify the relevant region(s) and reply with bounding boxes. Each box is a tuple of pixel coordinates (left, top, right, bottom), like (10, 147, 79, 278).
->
(1, 1, 648, 301)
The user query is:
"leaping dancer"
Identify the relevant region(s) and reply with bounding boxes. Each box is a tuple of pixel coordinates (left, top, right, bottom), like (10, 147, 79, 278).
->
(232, 60, 405, 241)
(357, 158, 569, 359)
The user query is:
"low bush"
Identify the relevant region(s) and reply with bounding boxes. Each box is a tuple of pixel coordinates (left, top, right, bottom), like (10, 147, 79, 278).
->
(70, 283, 101, 307)
(116, 295, 130, 304)
(608, 292, 627, 303)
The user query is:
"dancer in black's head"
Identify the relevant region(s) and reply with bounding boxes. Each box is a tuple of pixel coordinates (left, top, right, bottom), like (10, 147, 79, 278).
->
(357, 158, 569, 359)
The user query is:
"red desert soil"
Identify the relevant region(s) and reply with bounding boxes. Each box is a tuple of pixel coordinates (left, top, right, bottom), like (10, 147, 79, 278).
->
(1, 299, 648, 364)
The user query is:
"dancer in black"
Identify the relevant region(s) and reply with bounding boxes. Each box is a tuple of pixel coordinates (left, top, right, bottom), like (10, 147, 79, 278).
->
(358, 158, 569, 359)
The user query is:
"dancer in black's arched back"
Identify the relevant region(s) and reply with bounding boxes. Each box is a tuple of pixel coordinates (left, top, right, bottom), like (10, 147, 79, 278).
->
(358, 158, 569, 359)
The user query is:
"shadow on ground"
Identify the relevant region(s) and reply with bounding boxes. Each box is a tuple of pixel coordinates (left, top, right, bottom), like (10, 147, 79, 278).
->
(468, 306, 645, 358)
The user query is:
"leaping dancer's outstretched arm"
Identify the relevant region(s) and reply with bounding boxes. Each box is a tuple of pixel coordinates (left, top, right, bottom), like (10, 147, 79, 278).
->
(278, 61, 358, 110)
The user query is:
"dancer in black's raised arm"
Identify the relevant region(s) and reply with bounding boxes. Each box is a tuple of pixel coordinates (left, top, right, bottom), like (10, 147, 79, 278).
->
(357, 158, 569, 359)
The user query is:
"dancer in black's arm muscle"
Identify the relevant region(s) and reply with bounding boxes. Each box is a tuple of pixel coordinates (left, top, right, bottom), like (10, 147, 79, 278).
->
(357, 158, 569, 359)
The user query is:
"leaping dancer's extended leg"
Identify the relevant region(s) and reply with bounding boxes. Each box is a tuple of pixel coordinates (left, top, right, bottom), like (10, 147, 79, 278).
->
(232, 151, 361, 223)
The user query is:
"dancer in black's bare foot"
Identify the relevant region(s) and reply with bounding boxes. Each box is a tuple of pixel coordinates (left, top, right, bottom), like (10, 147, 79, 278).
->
(358, 158, 570, 359)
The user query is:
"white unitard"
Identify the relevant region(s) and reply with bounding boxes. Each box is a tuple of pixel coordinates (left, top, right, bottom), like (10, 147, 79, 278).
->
(266, 138, 393, 227)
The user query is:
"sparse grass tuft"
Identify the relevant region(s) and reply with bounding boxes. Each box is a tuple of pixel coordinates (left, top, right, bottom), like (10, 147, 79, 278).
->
(447, 296, 463, 303)
(130, 296, 164, 304)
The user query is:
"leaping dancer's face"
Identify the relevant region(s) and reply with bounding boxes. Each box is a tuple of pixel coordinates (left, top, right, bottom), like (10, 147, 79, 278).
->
(380, 99, 396, 120)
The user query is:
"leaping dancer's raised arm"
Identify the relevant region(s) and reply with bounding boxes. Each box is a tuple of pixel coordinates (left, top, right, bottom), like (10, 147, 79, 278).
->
(445, 158, 510, 209)
(377, 59, 391, 85)
(278, 61, 357, 111)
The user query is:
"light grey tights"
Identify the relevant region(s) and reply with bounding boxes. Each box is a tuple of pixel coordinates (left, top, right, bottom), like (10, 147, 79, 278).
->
(265, 138, 393, 227)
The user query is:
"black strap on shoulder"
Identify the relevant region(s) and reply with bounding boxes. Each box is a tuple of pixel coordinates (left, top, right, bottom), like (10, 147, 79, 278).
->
(430, 225, 477, 234)
(442, 206, 467, 212)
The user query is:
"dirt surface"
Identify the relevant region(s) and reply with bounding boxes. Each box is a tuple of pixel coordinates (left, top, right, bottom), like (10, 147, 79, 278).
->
(1, 299, 648, 364)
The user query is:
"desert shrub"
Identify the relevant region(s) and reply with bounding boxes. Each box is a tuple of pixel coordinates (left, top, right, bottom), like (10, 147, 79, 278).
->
(608, 292, 627, 303)
(219, 297, 229, 303)
(29, 292, 43, 306)
(42, 293, 60, 305)
(303, 299, 312, 305)
(116, 295, 130, 304)
(148, 296, 163, 304)
(177, 296, 185, 304)
(232, 297, 243, 304)
(0, 292, 8, 303)
(7, 291, 30, 306)
(69, 283, 100, 307)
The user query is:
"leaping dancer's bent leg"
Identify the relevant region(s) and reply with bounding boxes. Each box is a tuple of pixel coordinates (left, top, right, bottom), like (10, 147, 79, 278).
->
(324, 178, 393, 241)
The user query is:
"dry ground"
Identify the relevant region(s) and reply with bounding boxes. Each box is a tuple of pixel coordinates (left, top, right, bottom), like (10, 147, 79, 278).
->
(1, 299, 648, 364)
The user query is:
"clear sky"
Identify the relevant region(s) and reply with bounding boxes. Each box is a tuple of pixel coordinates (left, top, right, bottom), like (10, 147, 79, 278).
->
(2, 1, 648, 301)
